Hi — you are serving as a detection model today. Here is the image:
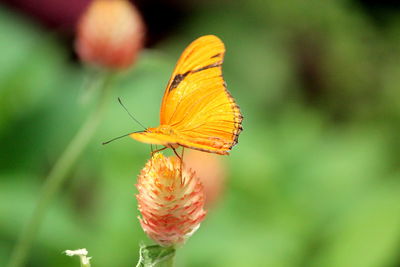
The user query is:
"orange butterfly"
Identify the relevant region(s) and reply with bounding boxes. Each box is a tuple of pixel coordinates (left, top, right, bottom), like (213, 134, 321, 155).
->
(130, 35, 242, 155)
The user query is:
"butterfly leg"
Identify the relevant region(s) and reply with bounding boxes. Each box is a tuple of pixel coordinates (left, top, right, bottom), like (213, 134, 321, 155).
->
(151, 146, 167, 156)
(172, 147, 185, 184)
(149, 146, 167, 171)
(180, 147, 185, 184)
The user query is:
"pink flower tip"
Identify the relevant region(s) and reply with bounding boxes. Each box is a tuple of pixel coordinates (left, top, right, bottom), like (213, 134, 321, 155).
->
(75, 0, 145, 70)
(136, 153, 207, 247)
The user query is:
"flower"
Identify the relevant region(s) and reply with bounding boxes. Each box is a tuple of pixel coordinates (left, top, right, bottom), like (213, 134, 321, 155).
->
(75, 0, 145, 69)
(136, 153, 206, 247)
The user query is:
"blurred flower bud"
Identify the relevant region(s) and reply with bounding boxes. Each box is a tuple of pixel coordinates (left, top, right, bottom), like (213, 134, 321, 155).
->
(136, 153, 206, 247)
(184, 150, 226, 208)
(76, 0, 145, 69)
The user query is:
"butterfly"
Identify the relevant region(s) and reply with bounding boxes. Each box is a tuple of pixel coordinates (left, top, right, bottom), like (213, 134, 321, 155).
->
(130, 35, 243, 155)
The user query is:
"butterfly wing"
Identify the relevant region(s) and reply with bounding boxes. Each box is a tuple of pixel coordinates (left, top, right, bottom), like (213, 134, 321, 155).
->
(159, 35, 243, 155)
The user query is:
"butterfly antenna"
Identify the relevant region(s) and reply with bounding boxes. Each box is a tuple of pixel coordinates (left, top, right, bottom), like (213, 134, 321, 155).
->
(118, 97, 147, 130)
(102, 131, 143, 145)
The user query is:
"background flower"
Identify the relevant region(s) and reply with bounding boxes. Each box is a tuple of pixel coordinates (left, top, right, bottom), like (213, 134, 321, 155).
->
(75, 0, 145, 69)
(184, 150, 227, 208)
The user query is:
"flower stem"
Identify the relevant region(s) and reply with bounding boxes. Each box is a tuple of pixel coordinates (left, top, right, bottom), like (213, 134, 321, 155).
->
(157, 252, 175, 267)
(7, 71, 114, 267)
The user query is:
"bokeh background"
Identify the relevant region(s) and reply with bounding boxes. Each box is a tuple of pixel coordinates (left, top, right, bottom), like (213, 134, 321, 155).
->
(1, 0, 400, 266)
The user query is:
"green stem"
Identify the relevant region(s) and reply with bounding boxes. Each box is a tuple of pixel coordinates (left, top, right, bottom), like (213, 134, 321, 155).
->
(80, 255, 91, 267)
(157, 252, 175, 267)
(7, 71, 114, 267)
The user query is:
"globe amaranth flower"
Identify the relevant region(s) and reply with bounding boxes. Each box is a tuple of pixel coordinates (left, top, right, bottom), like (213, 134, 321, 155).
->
(136, 153, 206, 247)
(76, 0, 145, 69)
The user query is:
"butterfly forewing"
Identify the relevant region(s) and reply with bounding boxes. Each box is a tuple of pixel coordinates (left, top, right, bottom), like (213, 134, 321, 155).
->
(159, 35, 242, 154)
(160, 35, 225, 124)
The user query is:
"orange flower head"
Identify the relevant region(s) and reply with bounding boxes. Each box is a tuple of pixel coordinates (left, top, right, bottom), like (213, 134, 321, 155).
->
(76, 0, 145, 69)
(136, 153, 206, 247)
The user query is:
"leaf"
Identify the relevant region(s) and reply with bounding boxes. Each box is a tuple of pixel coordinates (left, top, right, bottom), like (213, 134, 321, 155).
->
(136, 244, 175, 267)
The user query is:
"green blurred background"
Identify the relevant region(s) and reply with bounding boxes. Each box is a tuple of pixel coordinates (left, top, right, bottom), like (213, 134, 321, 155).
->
(1, 0, 400, 266)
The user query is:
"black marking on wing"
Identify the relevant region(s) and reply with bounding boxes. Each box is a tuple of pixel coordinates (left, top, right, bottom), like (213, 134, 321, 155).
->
(192, 61, 222, 73)
(211, 53, 222, 58)
(168, 61, 223, 92)
(168, 71, 190, 91)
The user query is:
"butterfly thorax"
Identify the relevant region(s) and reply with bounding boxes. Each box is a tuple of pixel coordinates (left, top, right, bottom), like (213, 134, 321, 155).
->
(147, 125, 176, 136)
(145, 125, 180, 148)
